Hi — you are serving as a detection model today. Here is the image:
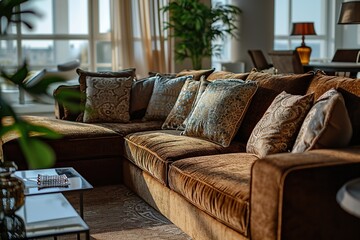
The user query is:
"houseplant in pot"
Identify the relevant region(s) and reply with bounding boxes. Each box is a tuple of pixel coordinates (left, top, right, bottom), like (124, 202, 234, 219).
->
(162, 0, 241, 69)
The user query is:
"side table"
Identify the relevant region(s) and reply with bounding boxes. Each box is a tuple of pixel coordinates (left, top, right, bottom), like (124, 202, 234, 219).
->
(336, 177, 360, 218)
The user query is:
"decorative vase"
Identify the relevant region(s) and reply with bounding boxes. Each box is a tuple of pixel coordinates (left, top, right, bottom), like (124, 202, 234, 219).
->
(0, 161, 25, 217)
(0, 214, 25, 239)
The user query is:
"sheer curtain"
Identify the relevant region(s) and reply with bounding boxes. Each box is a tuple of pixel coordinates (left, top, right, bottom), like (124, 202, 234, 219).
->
(110, 0, 173, 77)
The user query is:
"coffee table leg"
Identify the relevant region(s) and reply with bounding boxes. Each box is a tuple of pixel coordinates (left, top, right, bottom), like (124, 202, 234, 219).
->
(80, 192, 84, 218)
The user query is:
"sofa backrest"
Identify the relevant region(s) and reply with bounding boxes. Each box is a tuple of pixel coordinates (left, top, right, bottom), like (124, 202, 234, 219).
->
(306, 71, 360, 145)
(235, 70, 314, 143)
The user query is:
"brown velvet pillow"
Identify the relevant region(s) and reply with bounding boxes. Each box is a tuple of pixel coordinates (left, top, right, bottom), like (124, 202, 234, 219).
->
(53, 85, 82, 121)
(236, 70, 314, 143)
(206, 71, 249, 81)
(338, 89, 360, 145)
(292, 89, 352, 152)
(129, 76, 157, 119)
(176, 68, 215, 80)
(76, 68, 136, 122)
(246, 91, 314, 158)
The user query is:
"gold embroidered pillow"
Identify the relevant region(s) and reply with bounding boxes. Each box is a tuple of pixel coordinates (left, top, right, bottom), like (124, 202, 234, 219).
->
(246, 91, 314, 158)
(162, 79, 200, 130)
(83, 76, 132, 123)
(292, 89, 352, 153)
(143, 75, 192, 121)
(182, 80, 258, 147)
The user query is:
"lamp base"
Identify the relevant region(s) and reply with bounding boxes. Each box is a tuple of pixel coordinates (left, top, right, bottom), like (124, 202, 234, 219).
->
(295, 45, 312, 65)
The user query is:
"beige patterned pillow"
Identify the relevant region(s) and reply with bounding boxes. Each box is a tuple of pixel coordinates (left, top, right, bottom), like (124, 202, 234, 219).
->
(143, 75, 192, 121)
(83, 76, 132, 123)
(182, 80, 258, 147)
(292, 89, 352, 153)
(246, 91, 314, 158)
(162, 79, 200, 130)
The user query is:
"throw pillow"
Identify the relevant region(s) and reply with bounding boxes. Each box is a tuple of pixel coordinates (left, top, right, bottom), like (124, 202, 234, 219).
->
(181, 76, 210, 129)
(83, 76, 133, 123)
(246, 91, 314, 158)
(76, 68, 136, 122)
(292, 89, 352, 153)
(237, 70, 314, 142)
(182, 80, 258, 147)
(129, 76, 157, 119)
(176, 68, 215, 80)
(306, 71, 360, 145)
(162, 79, 200, 130)
(143, 75, 192, 121)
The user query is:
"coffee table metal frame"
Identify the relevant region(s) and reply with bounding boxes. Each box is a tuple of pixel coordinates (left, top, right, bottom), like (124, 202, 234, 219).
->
(14, 167, 93, 239)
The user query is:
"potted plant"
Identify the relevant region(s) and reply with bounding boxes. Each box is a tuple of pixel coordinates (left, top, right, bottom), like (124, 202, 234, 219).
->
(162, 0, 241, 70)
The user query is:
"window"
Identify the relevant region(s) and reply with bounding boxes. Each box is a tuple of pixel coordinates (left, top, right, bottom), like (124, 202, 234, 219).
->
(0, 0, 111, 72)
(274, 0, 336, 61)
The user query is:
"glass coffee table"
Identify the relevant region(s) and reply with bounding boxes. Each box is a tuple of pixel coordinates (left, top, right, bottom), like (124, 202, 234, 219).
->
(14, 193, 90, 239)
(13, 167, 93, 239)
(15, 167, 93, 218)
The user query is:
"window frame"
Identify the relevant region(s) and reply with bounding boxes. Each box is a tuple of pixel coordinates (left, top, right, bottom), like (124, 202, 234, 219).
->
(273, 0, 336, 61)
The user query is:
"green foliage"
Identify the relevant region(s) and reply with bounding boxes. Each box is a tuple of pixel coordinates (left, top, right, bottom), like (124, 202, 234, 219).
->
(0, 63, 84, 169)
(162, 0, 241, 69)
(0, 0, 40, 34)
(0, 0, 83, 169)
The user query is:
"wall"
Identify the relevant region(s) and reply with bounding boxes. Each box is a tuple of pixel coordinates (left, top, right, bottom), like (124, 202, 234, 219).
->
(234, 0, 275, 71)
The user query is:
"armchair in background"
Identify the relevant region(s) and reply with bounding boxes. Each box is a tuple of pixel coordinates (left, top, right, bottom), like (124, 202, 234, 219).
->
(248, 49, 273, 70)
(269, 50, 304, 74)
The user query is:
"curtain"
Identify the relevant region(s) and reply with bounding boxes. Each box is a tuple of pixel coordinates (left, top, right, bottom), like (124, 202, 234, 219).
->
(110, 0, 173, 77)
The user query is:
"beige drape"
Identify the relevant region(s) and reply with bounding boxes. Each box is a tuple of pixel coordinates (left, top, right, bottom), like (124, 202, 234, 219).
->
(110, 0, 173, 77)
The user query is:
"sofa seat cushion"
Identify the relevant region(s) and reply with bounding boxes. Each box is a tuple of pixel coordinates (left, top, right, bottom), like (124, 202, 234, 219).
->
(124, 130, 246, 185)
(2, 116, 163, 162)
(168, 153, 258, 236)
(95, 120, 163, 137)
(1, 116, 123, 162)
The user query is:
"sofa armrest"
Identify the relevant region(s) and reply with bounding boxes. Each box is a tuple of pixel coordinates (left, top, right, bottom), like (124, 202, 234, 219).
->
(53, 84, 81, 121)
(250, 147, 360, 240)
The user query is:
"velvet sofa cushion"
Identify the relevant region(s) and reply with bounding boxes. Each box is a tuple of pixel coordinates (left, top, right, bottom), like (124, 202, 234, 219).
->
(247, 91, 314, 158)
(1, 116, 123, 161)
(292, 89, 352, 152)
(176, 68, 215, 80)
(53, 85, 82, 121)
(124, 130, 246, 185)
(168, 153, 258, 236)
(306, 71, 360, 145)
(129, 76, 157, 119)
(237, 71, 314, 143)
(206, 70, 249, 81)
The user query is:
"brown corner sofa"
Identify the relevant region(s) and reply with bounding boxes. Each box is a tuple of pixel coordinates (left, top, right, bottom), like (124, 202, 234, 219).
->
(2, 69, 360, 240)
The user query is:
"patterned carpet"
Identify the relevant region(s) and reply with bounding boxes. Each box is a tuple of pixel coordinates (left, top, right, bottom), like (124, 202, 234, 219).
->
(59, 185, 191, 240)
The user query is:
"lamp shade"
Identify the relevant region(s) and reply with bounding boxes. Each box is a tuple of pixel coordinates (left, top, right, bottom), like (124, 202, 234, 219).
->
(291, 22, 317, 36)
(338, 1, 360, 24)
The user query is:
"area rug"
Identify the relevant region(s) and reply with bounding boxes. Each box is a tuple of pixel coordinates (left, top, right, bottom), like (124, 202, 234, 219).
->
(60, 184, 192, 240)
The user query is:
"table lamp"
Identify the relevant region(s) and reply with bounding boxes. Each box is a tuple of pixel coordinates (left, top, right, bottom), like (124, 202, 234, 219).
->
(338, 1, 360, 24)
(291, 22, 317, 65)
